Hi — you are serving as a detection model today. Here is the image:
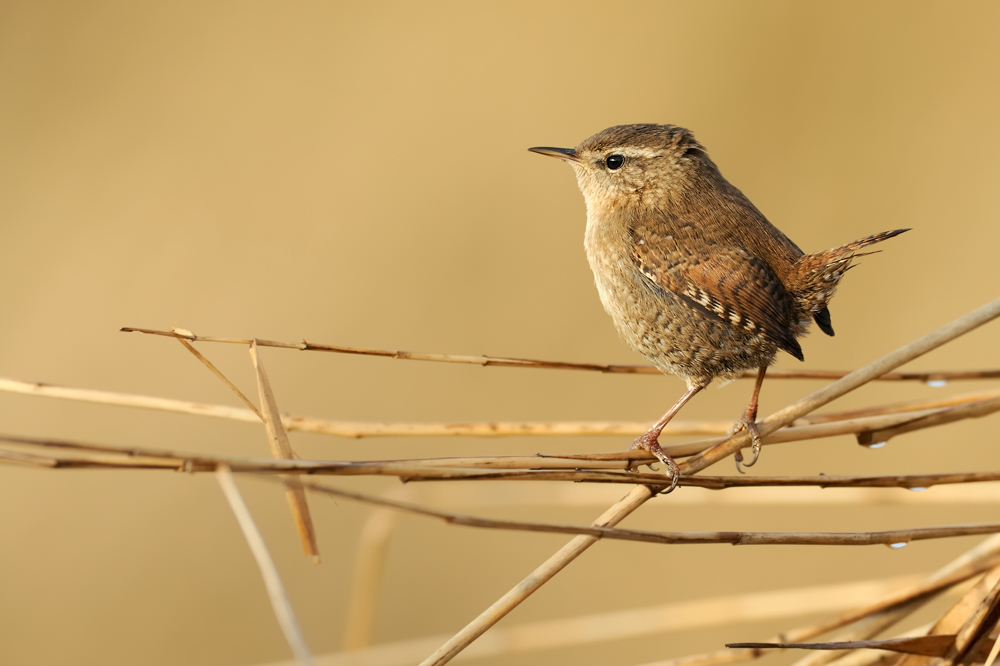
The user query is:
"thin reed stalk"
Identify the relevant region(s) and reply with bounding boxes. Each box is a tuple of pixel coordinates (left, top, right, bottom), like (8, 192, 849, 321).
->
(7, 434, 1000, 492)
(296, 477, 1000, 546)
(120, 326, 1000, 382)
(4, 374, 996, 441)
(216, 465, 315, 666)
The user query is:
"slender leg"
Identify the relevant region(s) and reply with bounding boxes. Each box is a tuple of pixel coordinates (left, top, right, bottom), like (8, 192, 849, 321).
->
(733, 366, 767, 473)
(630, 384, 704, 492)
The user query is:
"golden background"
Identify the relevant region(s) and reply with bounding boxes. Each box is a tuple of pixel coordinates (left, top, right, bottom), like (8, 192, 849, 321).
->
(1, 2, 998, 665)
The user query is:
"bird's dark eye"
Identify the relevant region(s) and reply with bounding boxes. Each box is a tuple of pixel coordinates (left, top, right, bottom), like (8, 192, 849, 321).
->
(605, 154, 625, 170)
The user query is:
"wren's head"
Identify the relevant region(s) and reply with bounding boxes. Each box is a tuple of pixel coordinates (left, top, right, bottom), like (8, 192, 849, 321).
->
(529, 124, 716, 213)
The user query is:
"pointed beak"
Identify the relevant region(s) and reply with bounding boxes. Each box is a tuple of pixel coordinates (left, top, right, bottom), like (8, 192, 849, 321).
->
(528, 146, 580, 162)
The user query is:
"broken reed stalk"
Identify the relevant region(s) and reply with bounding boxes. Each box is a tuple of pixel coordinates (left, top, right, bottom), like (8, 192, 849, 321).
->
(249, 341, 320, 561)
(727, 637, 956, 658)
(120, 326, 1000, 383)
(786, 613, 928, 666)
(418, 296, 1000, 666)
(954, 575, 1000, 662)
(904, 565, 1000, 666)
(215, 465, 315, 666)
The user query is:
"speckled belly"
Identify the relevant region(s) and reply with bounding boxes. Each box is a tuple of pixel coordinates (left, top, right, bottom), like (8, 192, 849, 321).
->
(591, 264, 778, 387)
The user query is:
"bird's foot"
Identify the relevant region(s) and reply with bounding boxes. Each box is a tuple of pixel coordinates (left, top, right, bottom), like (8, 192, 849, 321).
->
(730, 415, 762, 474)
(630, 433, 680, 493)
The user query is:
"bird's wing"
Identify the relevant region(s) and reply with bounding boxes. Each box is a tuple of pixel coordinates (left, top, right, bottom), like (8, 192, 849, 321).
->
(631, 230, 804, 361)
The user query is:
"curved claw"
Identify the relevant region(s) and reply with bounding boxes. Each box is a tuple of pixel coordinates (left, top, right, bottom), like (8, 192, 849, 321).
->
(734, 449, 747, 474)
(732, 416, 763, 472)
(646, 449, 680, 493)
(632, 434, 680, 493)
(661, 461, 680, 494)
(646, 451, 679, 493)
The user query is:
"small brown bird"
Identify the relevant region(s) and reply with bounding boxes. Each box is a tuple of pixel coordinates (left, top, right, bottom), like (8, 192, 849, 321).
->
(530, 124, 906, 488)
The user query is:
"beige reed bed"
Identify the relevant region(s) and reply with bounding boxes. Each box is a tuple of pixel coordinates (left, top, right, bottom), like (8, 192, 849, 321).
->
(3, 297, 1000, 666)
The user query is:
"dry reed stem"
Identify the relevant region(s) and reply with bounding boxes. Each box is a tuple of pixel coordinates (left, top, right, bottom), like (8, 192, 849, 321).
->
(259, 577, 922, 666)
(8, 433, 1000, 494)
(11, 432, 1000, 495)
(981, 631, 1000, 666)
(298, 478, 1000, 546)
(663, 536, 1000, 666)
(789, 609, 930, 666)
(250, 341, 320, 561)
(4, 374, 996, 440)
(944, 568, 1000, 635)
(637, 652, 766, 666)
(0, 375, 261, 423)
(0, 376, 732, 438)
(902, 565, 1000, 666)
(0, 447, 59, 467)
(816, 624, 935, 666)
(341, 506, 400, 651)
(688, 535, 1000, 666)
(857, 396, 1000, 446)
(269, 542, 1000, 666)
(728, 637, 957, 658)
(420, 296, 1000, 666)
(882, 570, 1000, 666)
(783, 546, 1000, 642)
(797, 391, 1000, 425)
(421, 484, 657, 666)
(215, 465, 315, 666)
(954, 573, 1000, 660)
(388, 469, 1000, 489)
(120, 326, 1000, 382)
(2, 378, 998, 476)
(405, 482, 1000, 509)
(627, 397, 1000, 459)
(791, 535, 1000, 666)
(176, 337, 262, 418)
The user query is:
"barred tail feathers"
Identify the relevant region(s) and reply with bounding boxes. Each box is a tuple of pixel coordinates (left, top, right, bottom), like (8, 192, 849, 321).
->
(792, 228, 909, 336)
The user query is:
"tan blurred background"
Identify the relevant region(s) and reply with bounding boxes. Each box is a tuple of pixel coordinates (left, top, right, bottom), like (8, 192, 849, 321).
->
(1, 1, 999, 665)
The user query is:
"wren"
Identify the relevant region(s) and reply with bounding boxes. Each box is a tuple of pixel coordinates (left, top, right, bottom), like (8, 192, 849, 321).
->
(530, 124, 906, 489)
